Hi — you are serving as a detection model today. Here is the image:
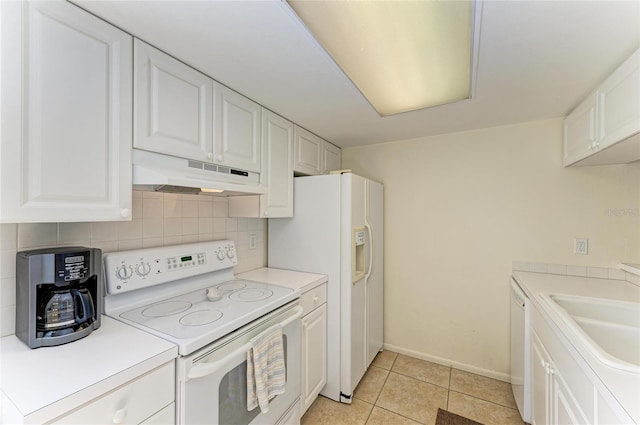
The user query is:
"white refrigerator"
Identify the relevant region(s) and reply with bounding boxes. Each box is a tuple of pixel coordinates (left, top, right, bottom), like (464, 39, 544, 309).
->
(268, 172, 383, 403)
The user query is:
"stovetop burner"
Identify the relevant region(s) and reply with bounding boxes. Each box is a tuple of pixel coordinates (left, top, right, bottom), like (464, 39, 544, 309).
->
(180, 309, 223, 326)
(142, 301, 192, 318)
(229, 288, 274, 302)
(217, 281, 246, 292)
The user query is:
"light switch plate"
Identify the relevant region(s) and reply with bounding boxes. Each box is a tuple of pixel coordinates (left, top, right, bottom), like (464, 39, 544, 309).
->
(249, 233, 257, 250)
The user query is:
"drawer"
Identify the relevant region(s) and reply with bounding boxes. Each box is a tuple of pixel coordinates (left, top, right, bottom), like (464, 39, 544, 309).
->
(300, 283, 327, 316)
(53, 361, 175, 424)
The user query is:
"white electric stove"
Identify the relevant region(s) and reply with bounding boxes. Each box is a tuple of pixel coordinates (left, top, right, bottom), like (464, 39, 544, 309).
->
(102, 240, 299, 355)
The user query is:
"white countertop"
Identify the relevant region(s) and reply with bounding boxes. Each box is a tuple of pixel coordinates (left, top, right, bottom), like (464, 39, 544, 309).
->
(0, 315, 177, 422)
(238, 267, 327, 293)
(512, 271, 640, 423)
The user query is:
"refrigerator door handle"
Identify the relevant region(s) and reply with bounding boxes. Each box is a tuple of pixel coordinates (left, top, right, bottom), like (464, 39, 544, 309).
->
(364, 221, 374, 280)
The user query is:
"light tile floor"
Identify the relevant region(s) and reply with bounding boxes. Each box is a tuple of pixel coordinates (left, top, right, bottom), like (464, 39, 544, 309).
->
(301, 351, 525, 425)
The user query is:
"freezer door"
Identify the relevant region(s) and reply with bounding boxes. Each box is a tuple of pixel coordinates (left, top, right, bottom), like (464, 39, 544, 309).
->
(365, 179, 384, 367)
(340, 173, 368, 399)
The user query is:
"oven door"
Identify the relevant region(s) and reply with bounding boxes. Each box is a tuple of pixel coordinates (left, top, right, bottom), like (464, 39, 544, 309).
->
(177, 301, 302, 425)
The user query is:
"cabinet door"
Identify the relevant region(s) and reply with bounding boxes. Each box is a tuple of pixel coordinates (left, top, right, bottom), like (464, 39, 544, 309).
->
(301, 304, 327, 415)
(293, 126, 323, 176)
(134, 39, 214, 162)
(563, 95, 597, 166)
(323, 143, 342, 174)
(531, 332, 551, 425)
(0, 1, 133, 223)
(597, 49, 640, 149)
(553, 374, 589, 425)
(261, 109, 294, 217)
(214, 84, 261, 172)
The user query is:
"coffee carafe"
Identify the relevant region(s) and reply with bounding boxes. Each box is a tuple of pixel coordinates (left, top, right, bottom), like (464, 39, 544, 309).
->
(16, 247, 102, 348)
(38, 286, 95, 333)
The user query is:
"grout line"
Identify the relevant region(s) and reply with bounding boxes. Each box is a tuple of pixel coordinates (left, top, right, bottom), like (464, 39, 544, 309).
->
(372, 366, 392, 405)
(448, 390, 521, 412)
(372, 405, 423, 424)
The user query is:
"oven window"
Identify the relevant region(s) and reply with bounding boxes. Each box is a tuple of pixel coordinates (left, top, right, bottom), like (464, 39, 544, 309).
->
(219, 336, 288, 424)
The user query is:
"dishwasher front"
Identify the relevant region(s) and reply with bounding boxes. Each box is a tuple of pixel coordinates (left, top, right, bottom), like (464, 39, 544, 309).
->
(510, 277, 530, 423)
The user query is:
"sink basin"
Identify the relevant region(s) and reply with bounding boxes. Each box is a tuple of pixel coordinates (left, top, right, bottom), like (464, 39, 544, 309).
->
(541, 293, 640, 373)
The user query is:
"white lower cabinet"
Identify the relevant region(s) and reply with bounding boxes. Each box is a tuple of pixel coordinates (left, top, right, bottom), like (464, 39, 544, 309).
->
(300, 283, 327, 415)
(52, 362, 175, 425)
(531, 331, 588, 425)
(530, 305, 634, 425)
(0, 0, 133, 223)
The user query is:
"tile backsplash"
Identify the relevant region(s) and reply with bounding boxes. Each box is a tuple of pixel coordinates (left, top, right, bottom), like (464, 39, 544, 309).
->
(512, 260, 631, 282)
(0, 190, 267, 337)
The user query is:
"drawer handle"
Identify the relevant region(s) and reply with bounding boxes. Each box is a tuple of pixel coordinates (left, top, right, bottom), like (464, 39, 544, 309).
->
(313, 295, 319, 303)
(112, 408, 128, 424)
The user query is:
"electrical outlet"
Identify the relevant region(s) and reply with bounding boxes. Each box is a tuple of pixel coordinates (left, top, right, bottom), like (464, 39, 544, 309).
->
(249, 233, 257, 250)
(574, 238, 588, 255)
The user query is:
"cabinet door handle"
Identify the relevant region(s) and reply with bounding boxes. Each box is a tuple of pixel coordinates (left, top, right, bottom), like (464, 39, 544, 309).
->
(112, 408, 127, 424)
(218, 154, 224, 162)
(120, 208, 131, 219)
(207, 152, 213, 160)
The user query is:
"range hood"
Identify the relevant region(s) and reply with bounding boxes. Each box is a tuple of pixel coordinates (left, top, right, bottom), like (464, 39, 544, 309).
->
(132, 149, 266, 196)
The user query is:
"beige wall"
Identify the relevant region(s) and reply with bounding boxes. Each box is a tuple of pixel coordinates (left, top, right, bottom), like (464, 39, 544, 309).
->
(0, 191, 267, 337)
(342, 117, 640, 379)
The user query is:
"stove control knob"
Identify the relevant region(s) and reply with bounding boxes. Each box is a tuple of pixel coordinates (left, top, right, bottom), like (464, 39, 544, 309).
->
(216, 249, 226, 261)
(135, 262, 151, 277)
(116, 265, 133, 281)
(226, 246, 235, 259)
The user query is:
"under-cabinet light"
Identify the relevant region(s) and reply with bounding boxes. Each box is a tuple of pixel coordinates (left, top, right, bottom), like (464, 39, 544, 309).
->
(201, 188, 225, 193)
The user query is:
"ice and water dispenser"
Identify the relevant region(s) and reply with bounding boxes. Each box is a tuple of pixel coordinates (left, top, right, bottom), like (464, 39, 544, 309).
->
(352, 227, 366, 283)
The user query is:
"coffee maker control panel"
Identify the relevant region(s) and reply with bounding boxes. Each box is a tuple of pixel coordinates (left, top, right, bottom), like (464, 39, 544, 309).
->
(56, 252, 91, 282)
(103, 240, 238, 295)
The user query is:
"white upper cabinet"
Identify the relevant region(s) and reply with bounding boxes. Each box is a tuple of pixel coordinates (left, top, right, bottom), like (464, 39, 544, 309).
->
(563, 96, 597, 166)
(294, 126, 324, 175)
(323, 142, 342, 174)
(0, 1, 133, 223)
(597, 50, 640, 149)
(293, 126, 341, 176)
(260, 109, 294, 217)
(564, 48, 640, 166)
(134, 39, 214, 162)
(214, 84, 261, 172)
(228, 109, 293, 218)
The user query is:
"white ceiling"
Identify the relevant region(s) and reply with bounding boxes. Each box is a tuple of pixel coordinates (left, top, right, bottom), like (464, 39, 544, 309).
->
(75, 0, 640, 149)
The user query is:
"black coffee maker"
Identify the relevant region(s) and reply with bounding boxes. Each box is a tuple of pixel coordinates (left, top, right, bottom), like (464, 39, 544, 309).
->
(16, 247, 102, 348)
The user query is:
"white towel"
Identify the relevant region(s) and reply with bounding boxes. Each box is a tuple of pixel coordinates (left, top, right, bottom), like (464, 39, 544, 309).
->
(246, 324, 286, 413)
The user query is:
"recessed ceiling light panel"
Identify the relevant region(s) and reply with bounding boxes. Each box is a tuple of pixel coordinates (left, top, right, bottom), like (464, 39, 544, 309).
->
(288, 0, 475, 116)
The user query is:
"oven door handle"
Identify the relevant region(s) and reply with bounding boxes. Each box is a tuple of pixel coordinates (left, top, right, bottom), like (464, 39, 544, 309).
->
(187, 305, 304, 381)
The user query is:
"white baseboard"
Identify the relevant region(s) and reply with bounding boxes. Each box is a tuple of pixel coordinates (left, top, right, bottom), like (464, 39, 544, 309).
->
(382, 343, 511, 383)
